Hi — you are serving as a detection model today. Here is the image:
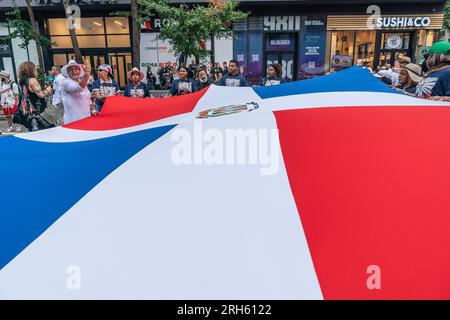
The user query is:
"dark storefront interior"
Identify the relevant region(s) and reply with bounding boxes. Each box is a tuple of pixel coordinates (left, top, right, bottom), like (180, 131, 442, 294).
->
(235, 0, 447, 83)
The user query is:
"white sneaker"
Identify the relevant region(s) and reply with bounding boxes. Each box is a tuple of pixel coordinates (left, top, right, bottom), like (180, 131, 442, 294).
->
(7, 126, 13, 133)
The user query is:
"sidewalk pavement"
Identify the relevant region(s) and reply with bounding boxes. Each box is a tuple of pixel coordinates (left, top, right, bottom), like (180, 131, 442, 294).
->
(0, 100, 63, 136)
(0, 118, 25, 136)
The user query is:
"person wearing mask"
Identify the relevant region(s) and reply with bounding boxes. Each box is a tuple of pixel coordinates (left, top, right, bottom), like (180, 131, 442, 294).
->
(416, 41, 450, 101)
(217, 60, 250, 87)
(124, 67, 150, 98)
(169, 66, 198, 96)
(195, 68, 213, 90)
(395, 63, 423, 95)
(0, 71, 19, 132)
(260, 63, 286, 86)
(60, 59, 92, 124)
(16, 61, 53, 131)
(92, 64, 120, 113)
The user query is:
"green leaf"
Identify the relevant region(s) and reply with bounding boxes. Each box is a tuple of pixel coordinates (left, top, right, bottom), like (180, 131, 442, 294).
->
(137, 0, 248, 61)
(444, 0, 450, 32)
(5, 4, 53, 49)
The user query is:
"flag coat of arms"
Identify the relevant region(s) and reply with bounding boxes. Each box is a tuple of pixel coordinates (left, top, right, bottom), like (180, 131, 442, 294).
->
(1, 67, 450, 299)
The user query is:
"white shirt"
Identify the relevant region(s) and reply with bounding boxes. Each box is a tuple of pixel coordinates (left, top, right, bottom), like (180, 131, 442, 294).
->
(386, 68, 400, 86)
(0, 80, 19, 108)
(60, 78, 91, 124)
(52, 73, 65, 105)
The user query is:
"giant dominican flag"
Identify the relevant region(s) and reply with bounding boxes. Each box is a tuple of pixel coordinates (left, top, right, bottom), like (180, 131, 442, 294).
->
(1, 67, 450, 299)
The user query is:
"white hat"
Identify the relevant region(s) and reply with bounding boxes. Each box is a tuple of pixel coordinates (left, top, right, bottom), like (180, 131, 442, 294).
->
(0, 70, 10, 78)
(127, 67, 144, 81)
(61, 60, 84, 79)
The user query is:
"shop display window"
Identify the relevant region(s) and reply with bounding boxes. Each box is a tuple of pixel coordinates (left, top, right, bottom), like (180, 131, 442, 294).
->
(48, 17, 129, 49)
(328, 30, 376, 71)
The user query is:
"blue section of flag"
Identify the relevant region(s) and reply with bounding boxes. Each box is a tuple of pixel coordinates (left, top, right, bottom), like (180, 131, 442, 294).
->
(0, 125, 175, 270)
(254, 66, 400, 99)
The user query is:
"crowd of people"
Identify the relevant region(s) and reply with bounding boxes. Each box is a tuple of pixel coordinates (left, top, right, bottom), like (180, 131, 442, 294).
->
(0, 40, 449, 133)
(364, 41, 450, 101)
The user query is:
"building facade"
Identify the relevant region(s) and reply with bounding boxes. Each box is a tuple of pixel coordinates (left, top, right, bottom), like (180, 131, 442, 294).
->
(234, 0, 447, 82)
(0, 0, 447, 85)
(0, 0, 134, 85)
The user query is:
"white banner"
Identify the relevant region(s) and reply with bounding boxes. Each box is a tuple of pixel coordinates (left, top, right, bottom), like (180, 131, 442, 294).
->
(140, 33, 178, 85)
(140, 33, 202, 85)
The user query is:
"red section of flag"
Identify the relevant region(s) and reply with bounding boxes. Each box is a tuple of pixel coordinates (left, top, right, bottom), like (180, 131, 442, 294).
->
(275, 106, 450, 299)
(64, 88, 208, 131)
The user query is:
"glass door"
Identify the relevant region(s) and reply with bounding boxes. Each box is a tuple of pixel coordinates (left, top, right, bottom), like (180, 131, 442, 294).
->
(266, 52, 295, 81)
(108, 53, 132, 89)
(87, 55, 105, 73)
(264, 33, 297, 81)
(53, 52, 105, 71)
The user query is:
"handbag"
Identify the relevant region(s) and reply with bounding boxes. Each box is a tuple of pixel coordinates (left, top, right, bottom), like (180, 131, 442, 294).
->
(13, 79, 53, 131)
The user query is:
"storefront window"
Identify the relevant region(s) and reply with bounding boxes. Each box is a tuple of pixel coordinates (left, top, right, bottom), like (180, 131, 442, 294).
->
(354, 31, 376, 66)
(381, 32, 410, 50)
(105, 17, 129, 34)
(415, 30, 438, 62)
(53, 53, 68, 67)
(328, 30, 376, 72)
(76, 18, 105, 35)
(329, 31, 354, 72)
(48, 17, 130, 49)
(50, 36, 72, 49)
(48, 18, 105, 36)
(107, 35, 131, 48)
(48, 19, 70, 36)
(76, 35, 107, 48)
(108, 53, 132, 88)
(334, 31, 355, 57)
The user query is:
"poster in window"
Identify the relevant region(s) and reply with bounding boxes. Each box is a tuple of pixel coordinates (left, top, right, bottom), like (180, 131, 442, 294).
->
(332, 55, 353, 67)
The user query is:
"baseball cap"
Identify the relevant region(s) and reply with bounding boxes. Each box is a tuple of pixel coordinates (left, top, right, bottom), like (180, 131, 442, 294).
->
(421, 41, 450, 58)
